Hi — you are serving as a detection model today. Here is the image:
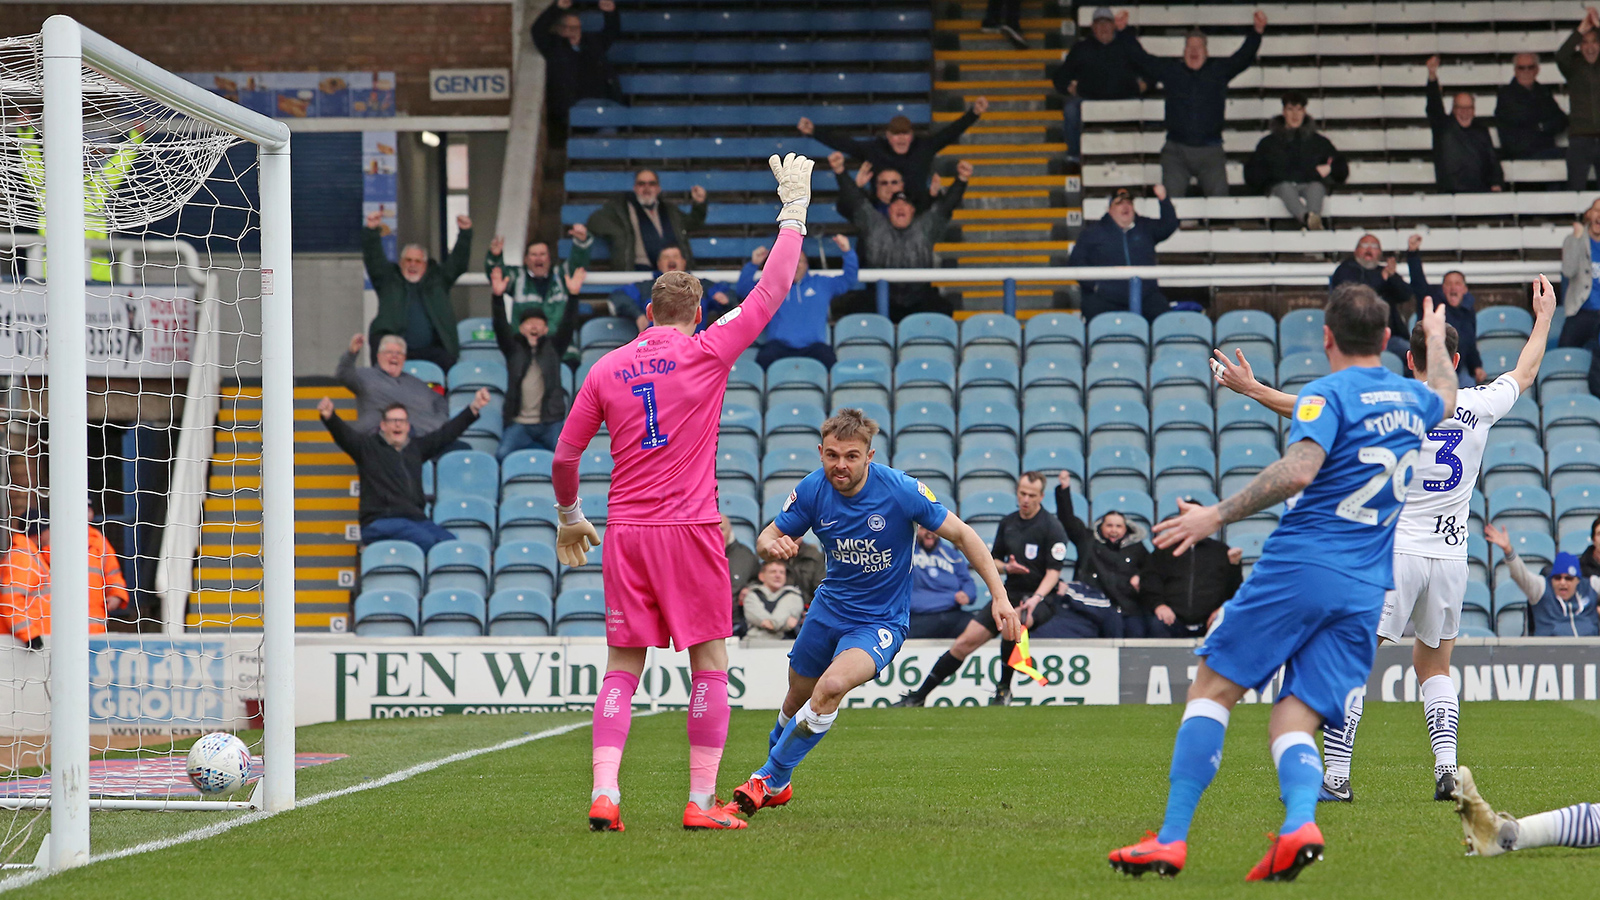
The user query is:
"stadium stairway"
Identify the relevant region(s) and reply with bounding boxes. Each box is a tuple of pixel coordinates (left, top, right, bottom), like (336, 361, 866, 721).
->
(187, 386, 360, 632)
(934, 0, 1077, 309)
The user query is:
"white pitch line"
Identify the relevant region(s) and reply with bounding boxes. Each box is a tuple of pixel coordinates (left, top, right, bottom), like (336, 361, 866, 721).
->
(0, 715, 614, 893)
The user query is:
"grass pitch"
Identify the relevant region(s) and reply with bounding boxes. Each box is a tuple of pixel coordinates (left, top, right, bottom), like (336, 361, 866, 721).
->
(13, 702, 1600, 898)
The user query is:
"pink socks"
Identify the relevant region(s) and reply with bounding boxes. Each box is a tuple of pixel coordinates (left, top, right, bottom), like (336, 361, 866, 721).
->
(686, 670, 730, 808)
(591, 670, 639, 801)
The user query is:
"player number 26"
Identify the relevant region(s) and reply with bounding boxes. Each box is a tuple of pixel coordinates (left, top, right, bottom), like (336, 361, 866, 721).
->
(1335, 447, 1419, 526)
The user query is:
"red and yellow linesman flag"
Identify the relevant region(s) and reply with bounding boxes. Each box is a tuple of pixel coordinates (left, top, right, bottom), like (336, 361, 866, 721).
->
(1007, 626, 1047, 686)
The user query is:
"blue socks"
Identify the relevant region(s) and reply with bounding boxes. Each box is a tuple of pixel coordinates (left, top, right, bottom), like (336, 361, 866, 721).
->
(1273, 732, 1323, 835)
(755, 701, 837, 789)
(767, 709, 792, 753)
(1157, 699, 1230, 844)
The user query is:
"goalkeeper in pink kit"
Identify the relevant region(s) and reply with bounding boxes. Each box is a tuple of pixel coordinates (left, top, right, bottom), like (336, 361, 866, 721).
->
(552, 153, 815, 832)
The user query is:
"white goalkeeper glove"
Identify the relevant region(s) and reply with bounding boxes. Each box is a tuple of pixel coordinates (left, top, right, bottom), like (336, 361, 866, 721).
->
(769, 152, 814, 233)
(555, 499, 601, 567)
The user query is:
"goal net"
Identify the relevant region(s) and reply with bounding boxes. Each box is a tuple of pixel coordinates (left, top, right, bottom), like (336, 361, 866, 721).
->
(0, 17, 295, 872)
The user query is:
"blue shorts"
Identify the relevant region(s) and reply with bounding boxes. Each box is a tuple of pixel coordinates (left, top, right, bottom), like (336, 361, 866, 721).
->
(788, 604, 906, 679)
(1197, 556, 1383, 731)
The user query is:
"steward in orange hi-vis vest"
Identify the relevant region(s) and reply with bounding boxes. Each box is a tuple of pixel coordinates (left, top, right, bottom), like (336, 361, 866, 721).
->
(35, 515, 126, 634)
(0, 531, 48, 648)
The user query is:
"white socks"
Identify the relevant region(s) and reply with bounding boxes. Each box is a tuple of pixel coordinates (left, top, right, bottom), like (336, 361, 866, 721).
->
(796, 700, 838, 735)
(1182, 697, 1231, 727)
(1420, 674, 1459, 775)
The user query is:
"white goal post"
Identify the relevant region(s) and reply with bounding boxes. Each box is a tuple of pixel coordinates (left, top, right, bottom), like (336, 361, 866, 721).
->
(23, 15, 296, 871)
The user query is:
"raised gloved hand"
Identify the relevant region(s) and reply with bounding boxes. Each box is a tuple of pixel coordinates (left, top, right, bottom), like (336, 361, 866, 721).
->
(769, 152, 814, 232)
(555, 498, 601, 567)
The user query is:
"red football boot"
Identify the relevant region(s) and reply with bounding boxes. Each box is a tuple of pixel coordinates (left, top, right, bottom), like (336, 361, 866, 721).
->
(1245, 823, 1325, 882)
(683, 799, 748, 831)
(588, 795, 624, 832)
(731, 774, 793, 817)
(1108, 831, 1187, 878)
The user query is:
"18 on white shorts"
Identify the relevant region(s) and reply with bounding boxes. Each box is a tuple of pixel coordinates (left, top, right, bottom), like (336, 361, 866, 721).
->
(1378, 554, 1466, 647)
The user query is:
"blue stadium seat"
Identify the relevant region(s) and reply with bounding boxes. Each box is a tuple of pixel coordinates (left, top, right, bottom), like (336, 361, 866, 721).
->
(1154, 444, 1216, 498)
(499, 449, 554, 497)
(719, 402, 763, 458)
(1230, 531, 1270, 564)
(1481, 441, 1546, 494)
(1024, 312, 1085, 353)
(961, 491, 1018, 523)
(1090, 489, 1155, 532)
(353, 589, 418, 637)
(892, 447, 954, 502)
(762, 447, 816, 507)
(1489, 394, 1541, 447)
(497, 496, 556, 548)
(1277, 353, 1330, 392)
(1538, 347, 1591, 399)
(487, 589, 553, 637)
(421, 589, 486, 637)
(832, 359, 892, 409)
(1151, 400, 1214, 453)
(1151, 311, 1211, 351)
(1149, 354, 1212, 407)
(1087, 313, 1149, 353)
(1543, 395, 1600, 446)
(1215, 309, 1277, 365)
(961, 314, 1023, 366)
(1218, 441, 1280, 496)
(573, 449, 612, 483)
(1555, 484, 1600, 539)
(717, 447, 761, 499)
(833, 314, 895, 367)
(1462, 581, 1492, 620)
(554, 589, 607, 637)
(1088, 444, 1151, 496)
(894, 358, 956, 408)
(958, 358, 1019, 406)
(1022, 356, 1083, 393)
(1086, 400, 1149, 455)
(761, 357, 827, 408)
(1494, 604, 1527, 637)
(1380, 351, 1406, 378)
(447, 359, 509, 396)
(1158, 488, 1220, 523)
(1022, 441, 1085, 490)
(764, 403, 826, 439)
(1477, 305, 1533, 340)
(958, 402, 1020, 452)
(403, 360, 445, 385)
(957, 447, 1021, 503)
(493, 541, 558, 597)
(725, 357, 764, 410)
(426, 540, 492, 597)
(1021, 395, 1086, 445)
(1549, 440, 1600, 494)
(1084, 353, 1147, 407)
(457, 318, 495, 349)
(1216, 396, 1280, 453)
(898, 313, 960, 366)
(449, 394, 504, 454)
(1494, 532, 1556, 601)
(1278, 308, 1325, 356)
(433, 496, 497, 551)
(579, 317, 637, 351)
(894, 404, 957, 458)
(435, 450, 499, 503)
(1488, 485, 1554, 536)
(360, 541, 425, 599)
(721, 494, 761, 547)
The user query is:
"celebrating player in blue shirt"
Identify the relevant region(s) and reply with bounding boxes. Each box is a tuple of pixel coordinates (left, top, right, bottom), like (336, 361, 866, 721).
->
(730, 408, 1020, 818)
(1109, 285, 1457, 882)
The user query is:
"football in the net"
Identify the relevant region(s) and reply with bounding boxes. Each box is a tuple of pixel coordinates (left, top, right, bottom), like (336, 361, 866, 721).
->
(185, 732, 252, 795)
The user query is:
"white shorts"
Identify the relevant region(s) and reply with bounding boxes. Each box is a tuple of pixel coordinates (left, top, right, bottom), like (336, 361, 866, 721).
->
(1378, 554, 1466, 648)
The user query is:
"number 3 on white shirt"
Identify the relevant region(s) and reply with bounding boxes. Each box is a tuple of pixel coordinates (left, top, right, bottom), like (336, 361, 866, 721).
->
(1336, 446, 1419, 526)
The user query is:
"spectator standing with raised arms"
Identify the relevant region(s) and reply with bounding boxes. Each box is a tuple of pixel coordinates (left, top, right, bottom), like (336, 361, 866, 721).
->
(1406, 233, 1485, 387)
(531, 0, 622, 138)
(1496, 53, 1568, 161)
(738, 235, 857, 369)
(587, 169, 707, 272)
(362, 210, 473, 370)
(1560, 206, 1600, 348)
(1130, 11, 1267, 198)
(1557, 7, 1600, 189)
(799, 101, 986, 211)
(335, 334, 449, 435)
(1425, 56, 1504, 194)
(1053, 8, 1144, 165)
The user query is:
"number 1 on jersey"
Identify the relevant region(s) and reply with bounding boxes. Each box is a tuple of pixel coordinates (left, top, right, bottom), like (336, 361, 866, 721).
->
(632, 382, 670, 450)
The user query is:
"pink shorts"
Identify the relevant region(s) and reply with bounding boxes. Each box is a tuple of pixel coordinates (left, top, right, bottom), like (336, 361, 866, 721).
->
(600, 522, 732, 650)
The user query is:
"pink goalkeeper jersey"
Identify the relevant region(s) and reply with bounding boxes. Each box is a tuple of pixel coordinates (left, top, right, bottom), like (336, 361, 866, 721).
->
(556, 227, 804, 525)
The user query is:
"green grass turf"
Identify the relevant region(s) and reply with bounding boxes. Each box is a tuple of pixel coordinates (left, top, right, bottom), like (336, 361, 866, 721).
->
(11, 702, 1600, 898)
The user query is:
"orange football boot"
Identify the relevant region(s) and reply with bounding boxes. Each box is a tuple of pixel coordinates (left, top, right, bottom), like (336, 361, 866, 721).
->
(1108, 831, 1187, 878)
(588, 795, 624, 832)
(1245, 823, 1325, 882)
(683, 799, 748, 830)
(731, 774, 793, 816)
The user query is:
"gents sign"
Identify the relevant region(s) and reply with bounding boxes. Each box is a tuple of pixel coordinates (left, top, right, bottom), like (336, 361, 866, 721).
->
(429, 69, 511, 101)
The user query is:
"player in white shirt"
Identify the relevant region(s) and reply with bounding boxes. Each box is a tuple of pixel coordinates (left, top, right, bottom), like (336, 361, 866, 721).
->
(1210, 276, 1556, 803)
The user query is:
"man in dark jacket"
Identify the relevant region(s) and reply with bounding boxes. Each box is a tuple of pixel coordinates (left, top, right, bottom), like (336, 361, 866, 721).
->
(799, 100, 986, 210)
(1425, 56, 1504, 194)
(1557, 9, 1600, 189)
(1131, 11, 1266, 197)
(530, 0, 622, 134)
(586, 169, 707, 271)
(829, 152, 969, 321)
(1243, 92, 1349, 229)
(722, 514, 761, 636)
(489, 266, 577, 459)
(1406, 233, 1485, 387)
(1330, 234, 1412, 357)
(1138, 538, 1242, 638)
(1497, 54, 1569, 161)
(318, 388, 489, 550)
(1067, 185, 1178, 321)
(362, 210, 472, 370)
(1056, 471, 1152, 635)
(1053, 8, 1145, 163)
